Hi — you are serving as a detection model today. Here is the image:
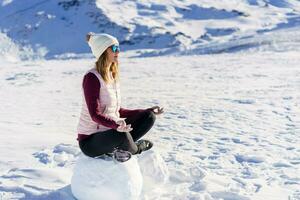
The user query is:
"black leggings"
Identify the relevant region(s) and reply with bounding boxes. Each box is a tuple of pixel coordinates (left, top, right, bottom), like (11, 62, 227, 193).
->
(79, 110, 156, 158)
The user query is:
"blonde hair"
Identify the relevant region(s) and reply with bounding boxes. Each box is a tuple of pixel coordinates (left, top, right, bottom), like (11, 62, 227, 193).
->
(96, 51, 119, 83)
(86, 33, 119, 83)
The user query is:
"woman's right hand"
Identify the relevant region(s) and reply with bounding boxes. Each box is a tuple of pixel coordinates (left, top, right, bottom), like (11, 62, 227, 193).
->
(117, 124, 133, 132)
(116, 120, 133, 132)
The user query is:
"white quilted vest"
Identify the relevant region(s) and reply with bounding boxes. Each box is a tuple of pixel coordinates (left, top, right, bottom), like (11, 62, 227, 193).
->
(77, 68, 122, 135)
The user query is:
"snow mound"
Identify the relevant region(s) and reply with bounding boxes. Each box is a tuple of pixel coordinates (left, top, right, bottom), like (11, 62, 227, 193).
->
(71, 149, 170, 200)
(137, 149, 169, 193)
(71, 153, 143, 200)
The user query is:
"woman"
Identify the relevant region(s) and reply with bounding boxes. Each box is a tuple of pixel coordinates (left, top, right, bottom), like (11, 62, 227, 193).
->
(77, 32, 164, 162)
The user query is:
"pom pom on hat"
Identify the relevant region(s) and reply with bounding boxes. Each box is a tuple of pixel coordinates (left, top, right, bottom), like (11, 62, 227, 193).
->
(86, 32, 119, 59)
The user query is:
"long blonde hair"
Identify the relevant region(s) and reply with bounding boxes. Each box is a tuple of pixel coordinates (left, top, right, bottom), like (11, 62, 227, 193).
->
(86, 33, 119, 84)
(95, 50, 119, 83)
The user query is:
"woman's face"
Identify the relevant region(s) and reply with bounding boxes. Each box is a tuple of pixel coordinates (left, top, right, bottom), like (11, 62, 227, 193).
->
(107, 44, 120, 64)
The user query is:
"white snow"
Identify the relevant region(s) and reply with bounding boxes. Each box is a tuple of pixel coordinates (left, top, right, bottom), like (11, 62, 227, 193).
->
(1, 0, 300, 58)
(71, 154, 143, 200)
(0, 49, 299, 199)
(0, 0, 300, 200)
(0, 32, 23, 62)
(137, 150, 169, 198)
(71, 149, 169, 200)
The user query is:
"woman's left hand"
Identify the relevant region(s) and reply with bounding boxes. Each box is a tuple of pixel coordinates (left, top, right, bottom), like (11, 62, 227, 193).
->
(148, 106, 164, 115)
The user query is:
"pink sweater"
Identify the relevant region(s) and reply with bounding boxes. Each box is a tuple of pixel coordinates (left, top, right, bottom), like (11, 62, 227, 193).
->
(77, 72, 146, 141)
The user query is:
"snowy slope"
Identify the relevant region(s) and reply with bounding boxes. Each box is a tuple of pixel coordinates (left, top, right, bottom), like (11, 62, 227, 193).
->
(0, 0, 300, 59)
(0, 31, 42, 62)
(0, 49, 299, 199)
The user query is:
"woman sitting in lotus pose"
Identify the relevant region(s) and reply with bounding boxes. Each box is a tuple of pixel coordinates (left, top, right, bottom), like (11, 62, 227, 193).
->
(77, 32, 164, 162)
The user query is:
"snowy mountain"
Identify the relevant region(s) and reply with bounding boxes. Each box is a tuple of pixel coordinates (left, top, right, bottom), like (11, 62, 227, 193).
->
(0, 0, 300, 59)
(0, 1, 300, 200)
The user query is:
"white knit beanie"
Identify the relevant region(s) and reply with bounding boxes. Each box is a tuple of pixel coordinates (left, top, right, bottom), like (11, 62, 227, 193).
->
(87, 33, 119, 60)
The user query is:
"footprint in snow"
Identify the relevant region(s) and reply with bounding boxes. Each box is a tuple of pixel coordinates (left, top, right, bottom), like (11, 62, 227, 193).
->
(32, 143, 80, 167)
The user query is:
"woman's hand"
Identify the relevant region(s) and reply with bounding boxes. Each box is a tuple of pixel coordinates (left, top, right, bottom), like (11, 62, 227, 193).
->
(148, 106, 164, 115)
(116, 119, 126, 127)
(117, 124, 133, 132)
(116, 120, 133, 132)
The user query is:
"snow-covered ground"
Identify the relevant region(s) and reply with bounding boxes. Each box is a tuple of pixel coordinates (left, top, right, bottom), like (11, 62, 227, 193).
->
(0, 45, 299, 199)
(1, 0, 300, 199)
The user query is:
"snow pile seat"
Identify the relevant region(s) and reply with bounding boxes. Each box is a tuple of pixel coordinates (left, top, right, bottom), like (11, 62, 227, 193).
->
(71, 154, 142, 200)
